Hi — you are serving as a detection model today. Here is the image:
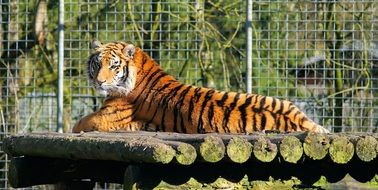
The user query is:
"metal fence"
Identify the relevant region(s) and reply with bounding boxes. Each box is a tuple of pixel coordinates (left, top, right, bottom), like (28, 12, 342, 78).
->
(0, 0, 377, 189)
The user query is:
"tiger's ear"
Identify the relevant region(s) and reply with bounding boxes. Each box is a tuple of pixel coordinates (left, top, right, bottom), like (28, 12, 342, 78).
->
(91, 40, 102, 50)
(124, 44, 135, 58)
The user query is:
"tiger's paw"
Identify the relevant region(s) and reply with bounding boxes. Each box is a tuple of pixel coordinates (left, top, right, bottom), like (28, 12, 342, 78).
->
(72, 116, 102, 133)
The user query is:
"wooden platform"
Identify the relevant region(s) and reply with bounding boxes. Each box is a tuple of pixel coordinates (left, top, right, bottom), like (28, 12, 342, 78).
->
(4, 131, 378, 189)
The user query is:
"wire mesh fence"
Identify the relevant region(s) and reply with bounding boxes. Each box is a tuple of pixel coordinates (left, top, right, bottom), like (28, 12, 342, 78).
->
(0, 0, 377, 189)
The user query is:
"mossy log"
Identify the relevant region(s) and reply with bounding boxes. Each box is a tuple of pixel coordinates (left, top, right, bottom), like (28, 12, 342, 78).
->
(329, 136, 354, 164)
(4, 133, 175, 164)
(4, 132, 378, 166)
(356, 136, 377, 162)
(226, 136, 252, 163)
(199, 136, 225, 163)
(253, 137, 278, 162)
(279, 136, 303, 164)
(170, 141, 197, 165)
(6, 132, 378, 189)
(303, 132, 330, 160)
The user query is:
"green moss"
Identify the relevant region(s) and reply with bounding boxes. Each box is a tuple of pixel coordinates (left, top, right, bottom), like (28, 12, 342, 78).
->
(226, 137, 252, 163)
(251, 176, 301, 190)
(153, 144, 175, 164)
(312, 176, 329, 189)
(200, 136, 225, 163)
(356, 136, 377, 162)
(303, 132, 330, 160)
(329, 136, 354, 164)
(154, 176, 251, 190)
(279, 136, 303, 164)
(175, 144, 197, 165)
(253, 137, 277, 162)
(154, 178, 203, 190)
(368, 175, 378, 186)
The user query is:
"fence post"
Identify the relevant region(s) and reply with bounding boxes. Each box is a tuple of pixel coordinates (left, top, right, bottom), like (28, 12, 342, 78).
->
(246, 0, 252, 94)
(57, 0, 64, 133)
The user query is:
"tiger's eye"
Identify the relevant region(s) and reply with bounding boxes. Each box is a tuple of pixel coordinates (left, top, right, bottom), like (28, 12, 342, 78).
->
(110, 65, 119, 70)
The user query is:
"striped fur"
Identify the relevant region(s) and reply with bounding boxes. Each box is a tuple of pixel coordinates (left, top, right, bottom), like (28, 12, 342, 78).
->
(72, 41, 329, 133)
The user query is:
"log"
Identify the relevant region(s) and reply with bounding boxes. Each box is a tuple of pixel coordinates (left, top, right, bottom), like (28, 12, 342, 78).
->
(355, 136, 377, 162)
(5, 131, 378, 166)
(279, 136, 303, 164)
(4, 133, 175, 164)
(169, 141, 197, 165)
(303, 132, 330, 160)
(253, 137, 277, 162)
(329, 136, 354, 164)
(226, 136, 252, 163)
(199, 136, 225, 163)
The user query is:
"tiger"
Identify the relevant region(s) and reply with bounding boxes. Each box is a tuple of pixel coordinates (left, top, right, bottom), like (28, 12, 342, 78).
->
(72, 41, 330, 134)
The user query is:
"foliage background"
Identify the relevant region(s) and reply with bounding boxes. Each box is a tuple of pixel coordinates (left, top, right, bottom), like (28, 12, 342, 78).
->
(0, 0, 377, 189)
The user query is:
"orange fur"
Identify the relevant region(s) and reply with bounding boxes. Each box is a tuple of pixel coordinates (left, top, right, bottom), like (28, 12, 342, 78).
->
(72, 41, 329, 133)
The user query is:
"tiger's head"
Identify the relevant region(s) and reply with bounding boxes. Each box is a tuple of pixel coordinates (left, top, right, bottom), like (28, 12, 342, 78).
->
(87, 41, 137, 96)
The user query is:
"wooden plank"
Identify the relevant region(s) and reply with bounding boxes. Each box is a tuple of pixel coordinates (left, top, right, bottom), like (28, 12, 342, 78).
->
(4, 131, 378, 165)
(4, 133, 176, 164)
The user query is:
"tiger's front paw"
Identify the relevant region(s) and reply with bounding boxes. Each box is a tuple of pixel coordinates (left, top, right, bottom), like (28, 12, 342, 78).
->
(72, 115, 101, 133)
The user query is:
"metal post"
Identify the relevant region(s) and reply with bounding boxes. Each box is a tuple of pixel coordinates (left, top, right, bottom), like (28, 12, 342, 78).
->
(57, 0, 64, 133)
(246, 0, 253, 94)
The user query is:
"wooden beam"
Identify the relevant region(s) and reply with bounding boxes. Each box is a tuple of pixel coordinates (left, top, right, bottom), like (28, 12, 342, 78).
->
(4, 131, 378, 165)
(4, 133, 176, 164)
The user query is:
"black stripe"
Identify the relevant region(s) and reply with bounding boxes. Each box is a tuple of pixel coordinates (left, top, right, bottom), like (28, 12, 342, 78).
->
(293, 110, 301, 121)
(160, 84, 185, 131)
(132, 71, 168, 104)
(173, 85, 192, 132)
(251, 94, 260, 131)
(283, 104, 296, 115)
(238, 119, 242, 133)
(252, 113, 257, 131)
(271, 98, 277, 111)
(259, 96, 266, 111)
(250, 95, 260, 113)
(276, 116, 281, 130)
(145, 83, 180, 125)
(197, 89, 215, 133)
(222, 93, 240, 133)
(193, 87, 202, 102)
(299, 117, 309, 130)
(216, 92, 229, 106)
(180, 116, 187, 133)
(291, 121, 297, 131)
(208, 102, 215, 131)
(284, 117, 289, 131)
(277, 100, 284, 115)
(132, 79, 175, 118)
(261, 113, 267, 129)
(238, 96, 252, 133)
(121, 63, 129, 83)
(133, 66, 156, 89)
(145, 81, 174, 110)
(188, 87, 202, 122)
(135, 68, 161, 91)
